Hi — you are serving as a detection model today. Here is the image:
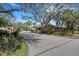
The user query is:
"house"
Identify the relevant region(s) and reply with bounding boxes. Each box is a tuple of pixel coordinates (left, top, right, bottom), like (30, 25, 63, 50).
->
(51, 25, 67, 32)
(35, 24, 67, 33)
(21, 26, 37, 32)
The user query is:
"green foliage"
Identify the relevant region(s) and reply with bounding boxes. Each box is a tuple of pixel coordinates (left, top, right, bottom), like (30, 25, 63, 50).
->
(6, 42, 28, 56)
(54, 9, 79, 34)
(0, 30, 10, 47)
(0, 37, 8, 45)
(58, 31, 68, 36)
(24, 20, 33, 26)
(1, 42, 28, 56)
(53, 31, 72, 36)
(0, 30, 14, 50)
(45, 25, 53, 34)
(0, 28, 28, 55)
(0, 17, 12, 27)
(40, 25, 53, 34)
(15, 22, 24, 29)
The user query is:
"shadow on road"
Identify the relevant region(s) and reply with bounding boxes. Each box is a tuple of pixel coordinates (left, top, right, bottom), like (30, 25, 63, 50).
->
(19, 32, 41, 45)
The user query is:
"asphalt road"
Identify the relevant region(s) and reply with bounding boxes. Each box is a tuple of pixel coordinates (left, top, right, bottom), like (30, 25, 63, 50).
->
(20, 32, 79, 56)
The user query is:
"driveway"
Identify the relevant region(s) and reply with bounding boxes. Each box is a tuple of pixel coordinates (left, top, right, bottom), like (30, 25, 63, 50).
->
(20, 32, 79, 56)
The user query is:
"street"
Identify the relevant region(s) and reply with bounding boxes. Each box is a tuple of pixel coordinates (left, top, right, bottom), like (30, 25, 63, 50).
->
(20, 32, 79, 56)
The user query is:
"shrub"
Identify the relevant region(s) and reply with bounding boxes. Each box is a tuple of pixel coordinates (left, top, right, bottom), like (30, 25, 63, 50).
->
(39, 25, 53, 34)
(0, 28, 28, 55)
(53, 30, 72, 36)
(58, 31, 68, 36)
(1, 41, 28, 56)
(46, 25, 53, 34)
(11, 42, 28, 56)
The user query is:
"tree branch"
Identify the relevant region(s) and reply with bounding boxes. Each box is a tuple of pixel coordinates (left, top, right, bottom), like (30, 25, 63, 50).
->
(0, 9, 20, 13)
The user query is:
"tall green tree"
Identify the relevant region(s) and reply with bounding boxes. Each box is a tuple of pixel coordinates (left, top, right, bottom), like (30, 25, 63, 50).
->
(24, 20, 33, 26)
(54, 9, 79, 33)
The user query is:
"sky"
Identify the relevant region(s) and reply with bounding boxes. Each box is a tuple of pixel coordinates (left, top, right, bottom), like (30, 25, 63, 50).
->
(1, 3, 32, 23)
(1, 3, 79, 25)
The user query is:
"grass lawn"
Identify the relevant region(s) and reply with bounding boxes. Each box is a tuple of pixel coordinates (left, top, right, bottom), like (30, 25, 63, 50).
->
(1, 41, 28, 56)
